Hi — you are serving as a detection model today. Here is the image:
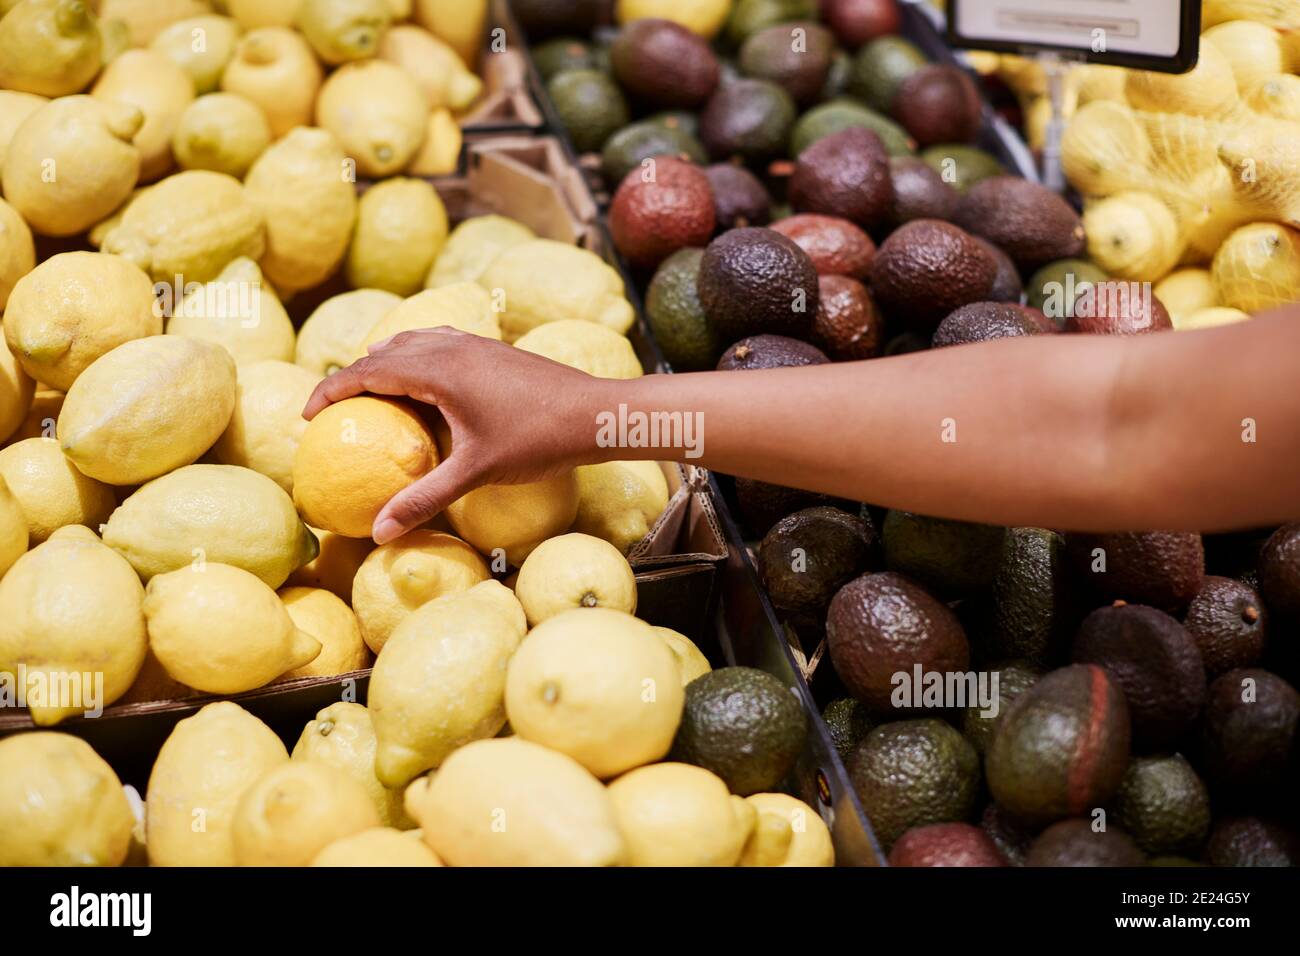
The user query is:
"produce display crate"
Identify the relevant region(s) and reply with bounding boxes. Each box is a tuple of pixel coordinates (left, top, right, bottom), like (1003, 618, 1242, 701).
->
(455, 0, 547, 132)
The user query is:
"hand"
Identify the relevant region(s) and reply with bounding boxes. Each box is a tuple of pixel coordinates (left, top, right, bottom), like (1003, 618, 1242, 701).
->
(302, 327, 609, 544)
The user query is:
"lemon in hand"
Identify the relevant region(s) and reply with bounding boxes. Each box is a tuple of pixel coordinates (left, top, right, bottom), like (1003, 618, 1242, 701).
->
(514, 532, 638, 627)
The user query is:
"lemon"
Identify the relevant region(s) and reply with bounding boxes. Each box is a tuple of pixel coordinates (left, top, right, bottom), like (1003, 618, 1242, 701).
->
(1181, 165, 1264, 265)
(412, 0, 487, 67)
(92, 49, 195, 183)
(98, 0, 210, 46)
(477, 239, 635, 341)
(244, 127, 357, 296)
(146, 701, 289, 867)
(296, 289, 402, 376)
(286, 526, 374, 600)
(1212, 222, 1300, 313)
(1075, 64, 1128, 108)
(1249, 75, 1300, 124)
(0, 333, 35, 444)
(446, 472, 579, 568)
(2, 96, 142, 237)
(220, 27, 323, 139)
(0, 197, 34, 315)
(172, 92, 271, 178)
(59, 335, 237, 485)
(276, 586, 370, 679)
(0, 90, 46, 170)
(405, 736, 625, 866)
(97, 16, 131, 63)
(151, 15, 242, 94)
(212, 360, 320, 493)
(144, 562, 321, 693)
(292, 702, 411, 828)
(1204, 0, 1300, 29)
(1203, 21, 1286, 96)
(224, 0, 302, 29)
(311, 827, 441, 866)
(407, 108, 462, 176)
(608, 762, 755, 866)
(355, 283, 500, 359)
(377, 24, 482, 111)
(166, 257, 295, 365)
(571, 459, 670, 554)
(1180, 306, 1252, 330)
(0, 732, 134, 866)
(0, 438, 114, 543)
(1060, 100, 1151, 198)
(297, 0, 391, 65)
(370, 580, 526, 786)
(506, 607, 684, 778)
(5, 387, 60, 444)
(293, 396, 439, 539)
(1083, 191, 1183, 281)
(0, 475, 26, 575)
(514, 532, 637, 627)
(1217, 120, 1300, 228)
(87, 184, 149, 250)
(1154, 269, 1217, 327)
(1125, 44, 1239, 119)
(104, 463, 318, 585)
(351, 529, 489, 653)
(616, 0, 729, 39)
(654, 626, 712, 685)
(347, 178, 449, 297)
(4, 251, 160, 391)
(514, 320, 643, 379)
(0, 525, 147, 724)
(426, 214, 534, 288)
(738, 793, 835, 867)
(0, 0, 102, 97)
(316, 60, 427, 178)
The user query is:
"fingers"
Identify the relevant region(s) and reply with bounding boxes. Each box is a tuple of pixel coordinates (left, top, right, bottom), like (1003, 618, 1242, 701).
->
(372, 453, 482, 545)
(302, 361, 372, 420)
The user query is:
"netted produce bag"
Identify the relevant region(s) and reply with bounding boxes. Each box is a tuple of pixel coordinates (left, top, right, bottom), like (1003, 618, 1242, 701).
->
(1203, 0, 1300, 30)
(1212, 222, 1300, 313)
(1216, 119, 1300, 229)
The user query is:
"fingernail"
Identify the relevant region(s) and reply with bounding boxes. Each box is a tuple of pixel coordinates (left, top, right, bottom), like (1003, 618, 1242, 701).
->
(373, 518, 403, 544)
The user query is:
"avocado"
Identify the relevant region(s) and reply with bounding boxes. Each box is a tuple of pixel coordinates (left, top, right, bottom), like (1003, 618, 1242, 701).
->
(980, 802, 1036, 866)
(959, 661, 1040, 756)
(698, 227, 819, 341)
(511, 0, 601, 40)
(849, 35, 927, 113)
(954, 176, 1088, 274)
(813, 274, 884, 360)
(790, 99, 914, 158)
(758, 506, 879, 616)
(870, 219, 998, 330)
(1113, 754, 1211, 857)
(532, 37, 601, 81)
(1066, 531, 1205, 612)
(920, 144, 1004, 194)
(1258, 523, 1300, 621)
(1183, 576, 1267, 678)
(975, 238, 1024, 303)
(931, 302, 1042, 349)
(704, 162, 771, 230)
(698, 78, 797, 163)
(609, 155, 716, 269)
(822, 696, 876, 762)
(788, 127, 895, 231)
(1013, 304, 1058, 333)
(738, 21, 835, 106)
(1025, 819, 1146, 867)
(847, 718, 980, 849)
(1072, 603, 1206, 751)
(1026, 258, 1109, 325)
(881, 509, 1005, 599)
(892, 65, 983, 148)
(1064, 281, 1174, 335)
(825, 0, 903, 50)
(725, 0, 818, 49)
(882, 330, 930, 356)
(770, 214, 876, 279)
(610, 18, 720, 109)
(990, 527, 1082, 668)
(716, 334, 829, 371)
(734, 476, 847, 536)
(1200, 667, 1299, 798)
(648, 110, 700, 138)
(601, 121, 708, 185)
(889, 155, 959, 226)
(827, 571, 970, 714)
(821, 49, 852, 100)
(1206, 817, 1300, 867)
(644, 248, 722, 372)
(986, 664, 1131, 827)
(888, 822, 1007, 867)
(669, 666, 808, 795)
(547, 69, 630, 153)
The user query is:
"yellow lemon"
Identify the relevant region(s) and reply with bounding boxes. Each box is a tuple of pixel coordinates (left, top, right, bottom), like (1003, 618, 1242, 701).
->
(5, 387, 60, 445)
(1060, 100, 1151, 198)
(58, 335, 237, 485)
(346, 178, 450, 296)
(166, 258, 295, 366)
(0, 195, 35, 313)
(0, 438, 115, 544)
(738, 793, 835, 867)
(296, 289, 402, 376)
(98, 0, 210, 46)
(311, 827, 441, 866)
(1154, 269, 1217, 327)
(103, 463, 318, 586)
(232, 760, 380, 866)
(296, 0, 391, 65)
(91, 48, 195, 182)
(1203, 21, 1287, 96)
(0, 318, 36, 442)
(406, 108, 462, 177)
(4, 251, 160, 391)
(0, 475, 27, 576)
(151, 15, 242, 94)
(146, 701, 289, 867)
(172, 92, 272, 179)
(1125, 43, 1239, 118)
(445, 472, 580, 568)
(276, 586, 371, 679)
(1213, 222, 1300, 313)
(355, 283, 500, 358)
(0, 0, 102, 97)
(1249, 75, 1300, 124)
(224, 0, 302, 30)
(292, 701, 411, 829)
(1083, 191, 1183, 281)
(377, 24, 482, 110)
(0, 732, 134, 867)
(505, 607, 683, 778)
(571, 459, 671, 554)
(287, 526, 376, 602)
(425, 214, 534, 288)
(212, 360, 320, 493)
(0, 525, 147, 725)
(0, 90, 47, 171)
(293, 396, 439, 539)
(144, 562, 321, 694)
(616, 0, 730, 39)
(351, 529, 490, 653)
(1180, 306, 1252, 330)
(220, 27, 322, 138)
(514, 320, 643, 379)
(412, 0, 487, 67)
(608, 762, 756, 866)
(315, 59, 427, 178)
(514, 532, 637, 627)
(370, 580, 526, 786)
(654, 625, 712, 685)
(405, 736, 625, 866)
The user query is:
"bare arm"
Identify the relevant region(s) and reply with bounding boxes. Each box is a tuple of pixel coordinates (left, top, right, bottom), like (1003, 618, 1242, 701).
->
(304, 308, 1300, 544)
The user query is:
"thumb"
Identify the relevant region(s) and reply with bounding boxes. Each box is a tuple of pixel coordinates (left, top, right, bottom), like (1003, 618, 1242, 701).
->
(372, 455, 480, 545)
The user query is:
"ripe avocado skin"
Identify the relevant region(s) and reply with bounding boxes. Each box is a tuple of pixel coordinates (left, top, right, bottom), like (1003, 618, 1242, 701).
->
(1206, 817, 1300, 867)
(990, 528, 1082, 669)
(699, 79, 797, 162)
(716, 334, 829, 371)
(881, 509, 1006, 599)
(705, 163, 772, 230)
(788, 127, 894, 231)
(610, 19, 720, 110)
(698, 227, 819, 342)
(738, 21, 835, 106)
(1113, 754, 1211, 857)
(931, 302, 1042, 349)
(1200, 667, 1300, 799)
(601, 121, 708, 184)
(1065, 531, 1205, 613)
(955, 176, 1087, 273)
(733, 476, 846, 537)
(959, 661, 1039, 756)
(1024, 819, 1146, 867)
(888, 822, 1006, 867)
(758, 505, 879, 615)
(1183, 575, 1267, 678)
(1258, 523, 1300, 621)
(870, 219, 998, 331)
(889, 155, 959, 226)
